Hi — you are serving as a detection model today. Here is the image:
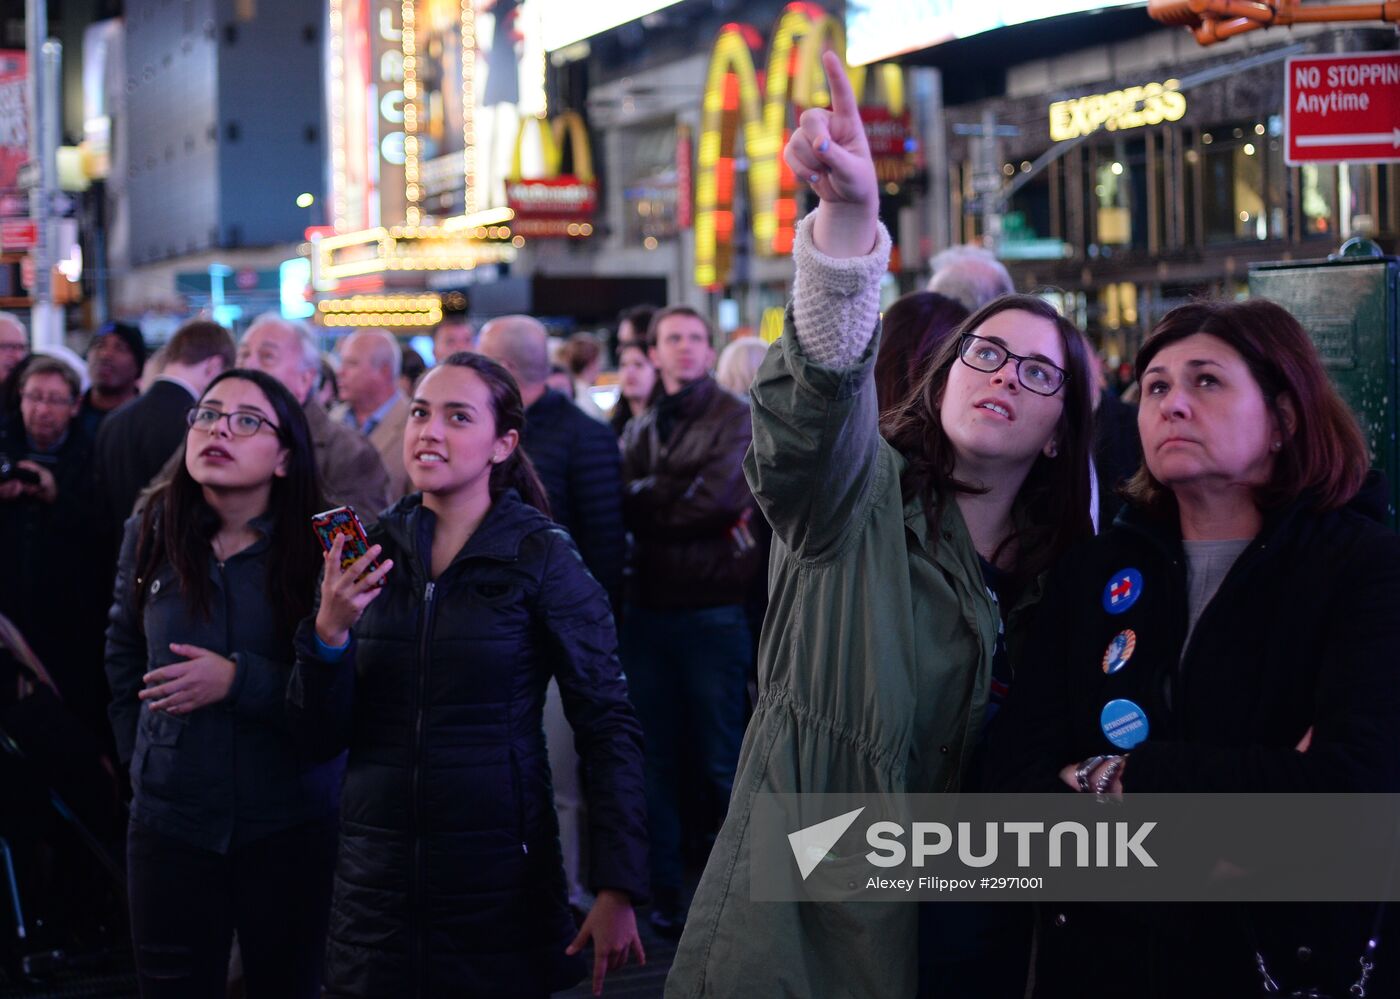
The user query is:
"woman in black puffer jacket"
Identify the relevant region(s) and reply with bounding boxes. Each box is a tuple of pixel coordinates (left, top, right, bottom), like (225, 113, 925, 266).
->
(291, 352, 648, 999)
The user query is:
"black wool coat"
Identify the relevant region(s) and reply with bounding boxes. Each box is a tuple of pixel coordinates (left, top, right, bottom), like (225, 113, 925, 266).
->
(988, 475, 1400, 998)
(291, 490, 648, 999)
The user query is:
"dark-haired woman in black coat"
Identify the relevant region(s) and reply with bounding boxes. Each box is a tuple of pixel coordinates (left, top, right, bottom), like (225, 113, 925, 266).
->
(106, 369, 336, 998)
(292, 353, 648, 999)
(989, 300, 1400, 998)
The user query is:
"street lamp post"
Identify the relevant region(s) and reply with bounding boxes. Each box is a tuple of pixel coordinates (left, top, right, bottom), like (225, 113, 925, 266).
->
(26, 0, 62, 350)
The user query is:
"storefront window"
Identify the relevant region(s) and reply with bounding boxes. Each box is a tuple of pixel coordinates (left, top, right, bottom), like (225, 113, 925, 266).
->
(1201, 123, 1270, 243)
(1265, 115, 1285, 238)
(621, 122, 681, 247)
(1341, 164, 1376, 239)
(1093, 149, 1130, 247)
(1006, 167, 1053, 242)
(1300, 164, 1338, 239)
(1089, 139, 1149, 253)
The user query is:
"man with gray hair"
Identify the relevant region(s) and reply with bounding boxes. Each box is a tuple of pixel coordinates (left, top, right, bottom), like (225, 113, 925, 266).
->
(237, 313, 392, 522)
(926, 244, 1015, 312)
(333, 328, 411, 497)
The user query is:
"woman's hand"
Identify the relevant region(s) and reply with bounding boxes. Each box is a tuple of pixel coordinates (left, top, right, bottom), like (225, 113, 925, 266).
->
(782, 49, 879, 259)
(1059, 756, 1127, 796)
(140, 644, 237, 714)
(565, 889, 646, 996)
(314, 534, 393, 647)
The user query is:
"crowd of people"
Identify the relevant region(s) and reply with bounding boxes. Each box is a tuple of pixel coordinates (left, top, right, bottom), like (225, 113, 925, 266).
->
(0, 50, 1395, 999)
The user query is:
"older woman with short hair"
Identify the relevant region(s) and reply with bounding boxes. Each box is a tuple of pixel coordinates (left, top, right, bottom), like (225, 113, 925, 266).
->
(990, 298, 1400, 998)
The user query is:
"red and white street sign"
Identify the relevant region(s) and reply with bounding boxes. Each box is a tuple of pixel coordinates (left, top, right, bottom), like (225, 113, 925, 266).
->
(0, 218, 36, 249)
(1285, 52, 1400, 165)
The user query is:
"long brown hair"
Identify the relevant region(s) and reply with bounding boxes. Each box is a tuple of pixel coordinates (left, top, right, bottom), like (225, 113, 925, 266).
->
(882, 294, 1095, 582)
(439, 351, 552, 516)
(1123, 299, 1370, 516)
(135, 369, 325, 644)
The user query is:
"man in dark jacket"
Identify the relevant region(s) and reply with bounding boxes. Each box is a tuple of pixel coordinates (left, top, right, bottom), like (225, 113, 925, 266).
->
(477, 314, 624, 600)
(619, 305, 762, 934)
(478, 313, 625, 913)
(93, 318, 234, 545)
(77, 320, 145, 441)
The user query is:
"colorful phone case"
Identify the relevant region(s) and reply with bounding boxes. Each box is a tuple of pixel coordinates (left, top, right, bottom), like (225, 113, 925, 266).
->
(311, 505, 380, 574)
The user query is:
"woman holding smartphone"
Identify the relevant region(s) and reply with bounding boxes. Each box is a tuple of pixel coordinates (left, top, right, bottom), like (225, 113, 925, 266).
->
(292, 352, 648, 999)
(105, 369, 336, 998)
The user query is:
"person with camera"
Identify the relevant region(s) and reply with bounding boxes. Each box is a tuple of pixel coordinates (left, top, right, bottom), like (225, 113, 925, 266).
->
(0, 355, 109, 739)
(105, 369, 338, 998)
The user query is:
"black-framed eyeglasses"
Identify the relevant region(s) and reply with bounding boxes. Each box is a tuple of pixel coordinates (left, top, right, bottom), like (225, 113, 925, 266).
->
(186, 406, 279, 438)
(957, 333, 1068, 397)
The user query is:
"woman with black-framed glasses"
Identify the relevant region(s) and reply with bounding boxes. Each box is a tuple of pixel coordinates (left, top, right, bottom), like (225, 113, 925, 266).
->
(106, 368, 337, 998)
(668, 50, 1097, 999)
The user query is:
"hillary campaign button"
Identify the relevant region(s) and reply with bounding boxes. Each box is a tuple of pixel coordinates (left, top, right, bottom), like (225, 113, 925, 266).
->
(1102, 568, 1143, 615)
(1101, 698, 1149, 749)
(1102, 629, 1136, 674)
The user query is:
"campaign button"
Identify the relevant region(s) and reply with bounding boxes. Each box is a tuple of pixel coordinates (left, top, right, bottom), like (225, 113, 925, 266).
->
(1101, 698, 1149, 749)
(1102, 629, 1137, 674)
(1102, 568, 1143, 615)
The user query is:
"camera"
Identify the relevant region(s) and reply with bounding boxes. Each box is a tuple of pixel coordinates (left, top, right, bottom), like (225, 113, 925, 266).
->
(0, 457, 40, 485)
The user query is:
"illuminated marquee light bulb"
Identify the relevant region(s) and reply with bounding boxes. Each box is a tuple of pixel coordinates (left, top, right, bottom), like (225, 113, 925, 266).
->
(401, 0, 420, 224)
(329, 0, 347, 229)
(461, 0, 477, 216)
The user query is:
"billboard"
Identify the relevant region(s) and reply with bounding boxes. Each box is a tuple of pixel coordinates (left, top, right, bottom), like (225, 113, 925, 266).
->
(846, 1, 1140, 66)
(0, 50, 27, 219)
(330, 0, 547, 230)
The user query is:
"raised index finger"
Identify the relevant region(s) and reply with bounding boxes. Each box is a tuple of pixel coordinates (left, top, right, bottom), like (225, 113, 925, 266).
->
(821, 49, 857, 121)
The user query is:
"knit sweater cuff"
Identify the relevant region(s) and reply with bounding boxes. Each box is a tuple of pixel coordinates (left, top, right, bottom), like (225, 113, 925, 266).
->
(790, 212, 892, 369)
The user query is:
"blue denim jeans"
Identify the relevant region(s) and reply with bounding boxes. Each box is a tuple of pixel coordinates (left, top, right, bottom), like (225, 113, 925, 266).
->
(621, 603, 751, 896)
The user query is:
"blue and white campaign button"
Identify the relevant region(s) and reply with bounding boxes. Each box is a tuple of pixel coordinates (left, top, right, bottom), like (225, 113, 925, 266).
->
(1102, 629, 1137, 674)
(1102, 568, 1143, 615)
(1101, 698, 1149, 749)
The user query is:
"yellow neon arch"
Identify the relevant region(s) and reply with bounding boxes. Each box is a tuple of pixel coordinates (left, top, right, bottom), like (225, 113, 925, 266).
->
(509, 110, 595, 183)
(694, 3, 906, 289)
(694, 23, 765, 289)
(757, 3, 844, 254)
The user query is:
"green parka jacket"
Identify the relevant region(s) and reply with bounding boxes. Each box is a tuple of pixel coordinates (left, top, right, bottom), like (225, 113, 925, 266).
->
(666, 312, 1041, 998)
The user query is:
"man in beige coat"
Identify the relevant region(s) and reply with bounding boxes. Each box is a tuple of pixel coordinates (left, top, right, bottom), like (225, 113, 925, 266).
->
(333, 328, 412, 497)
